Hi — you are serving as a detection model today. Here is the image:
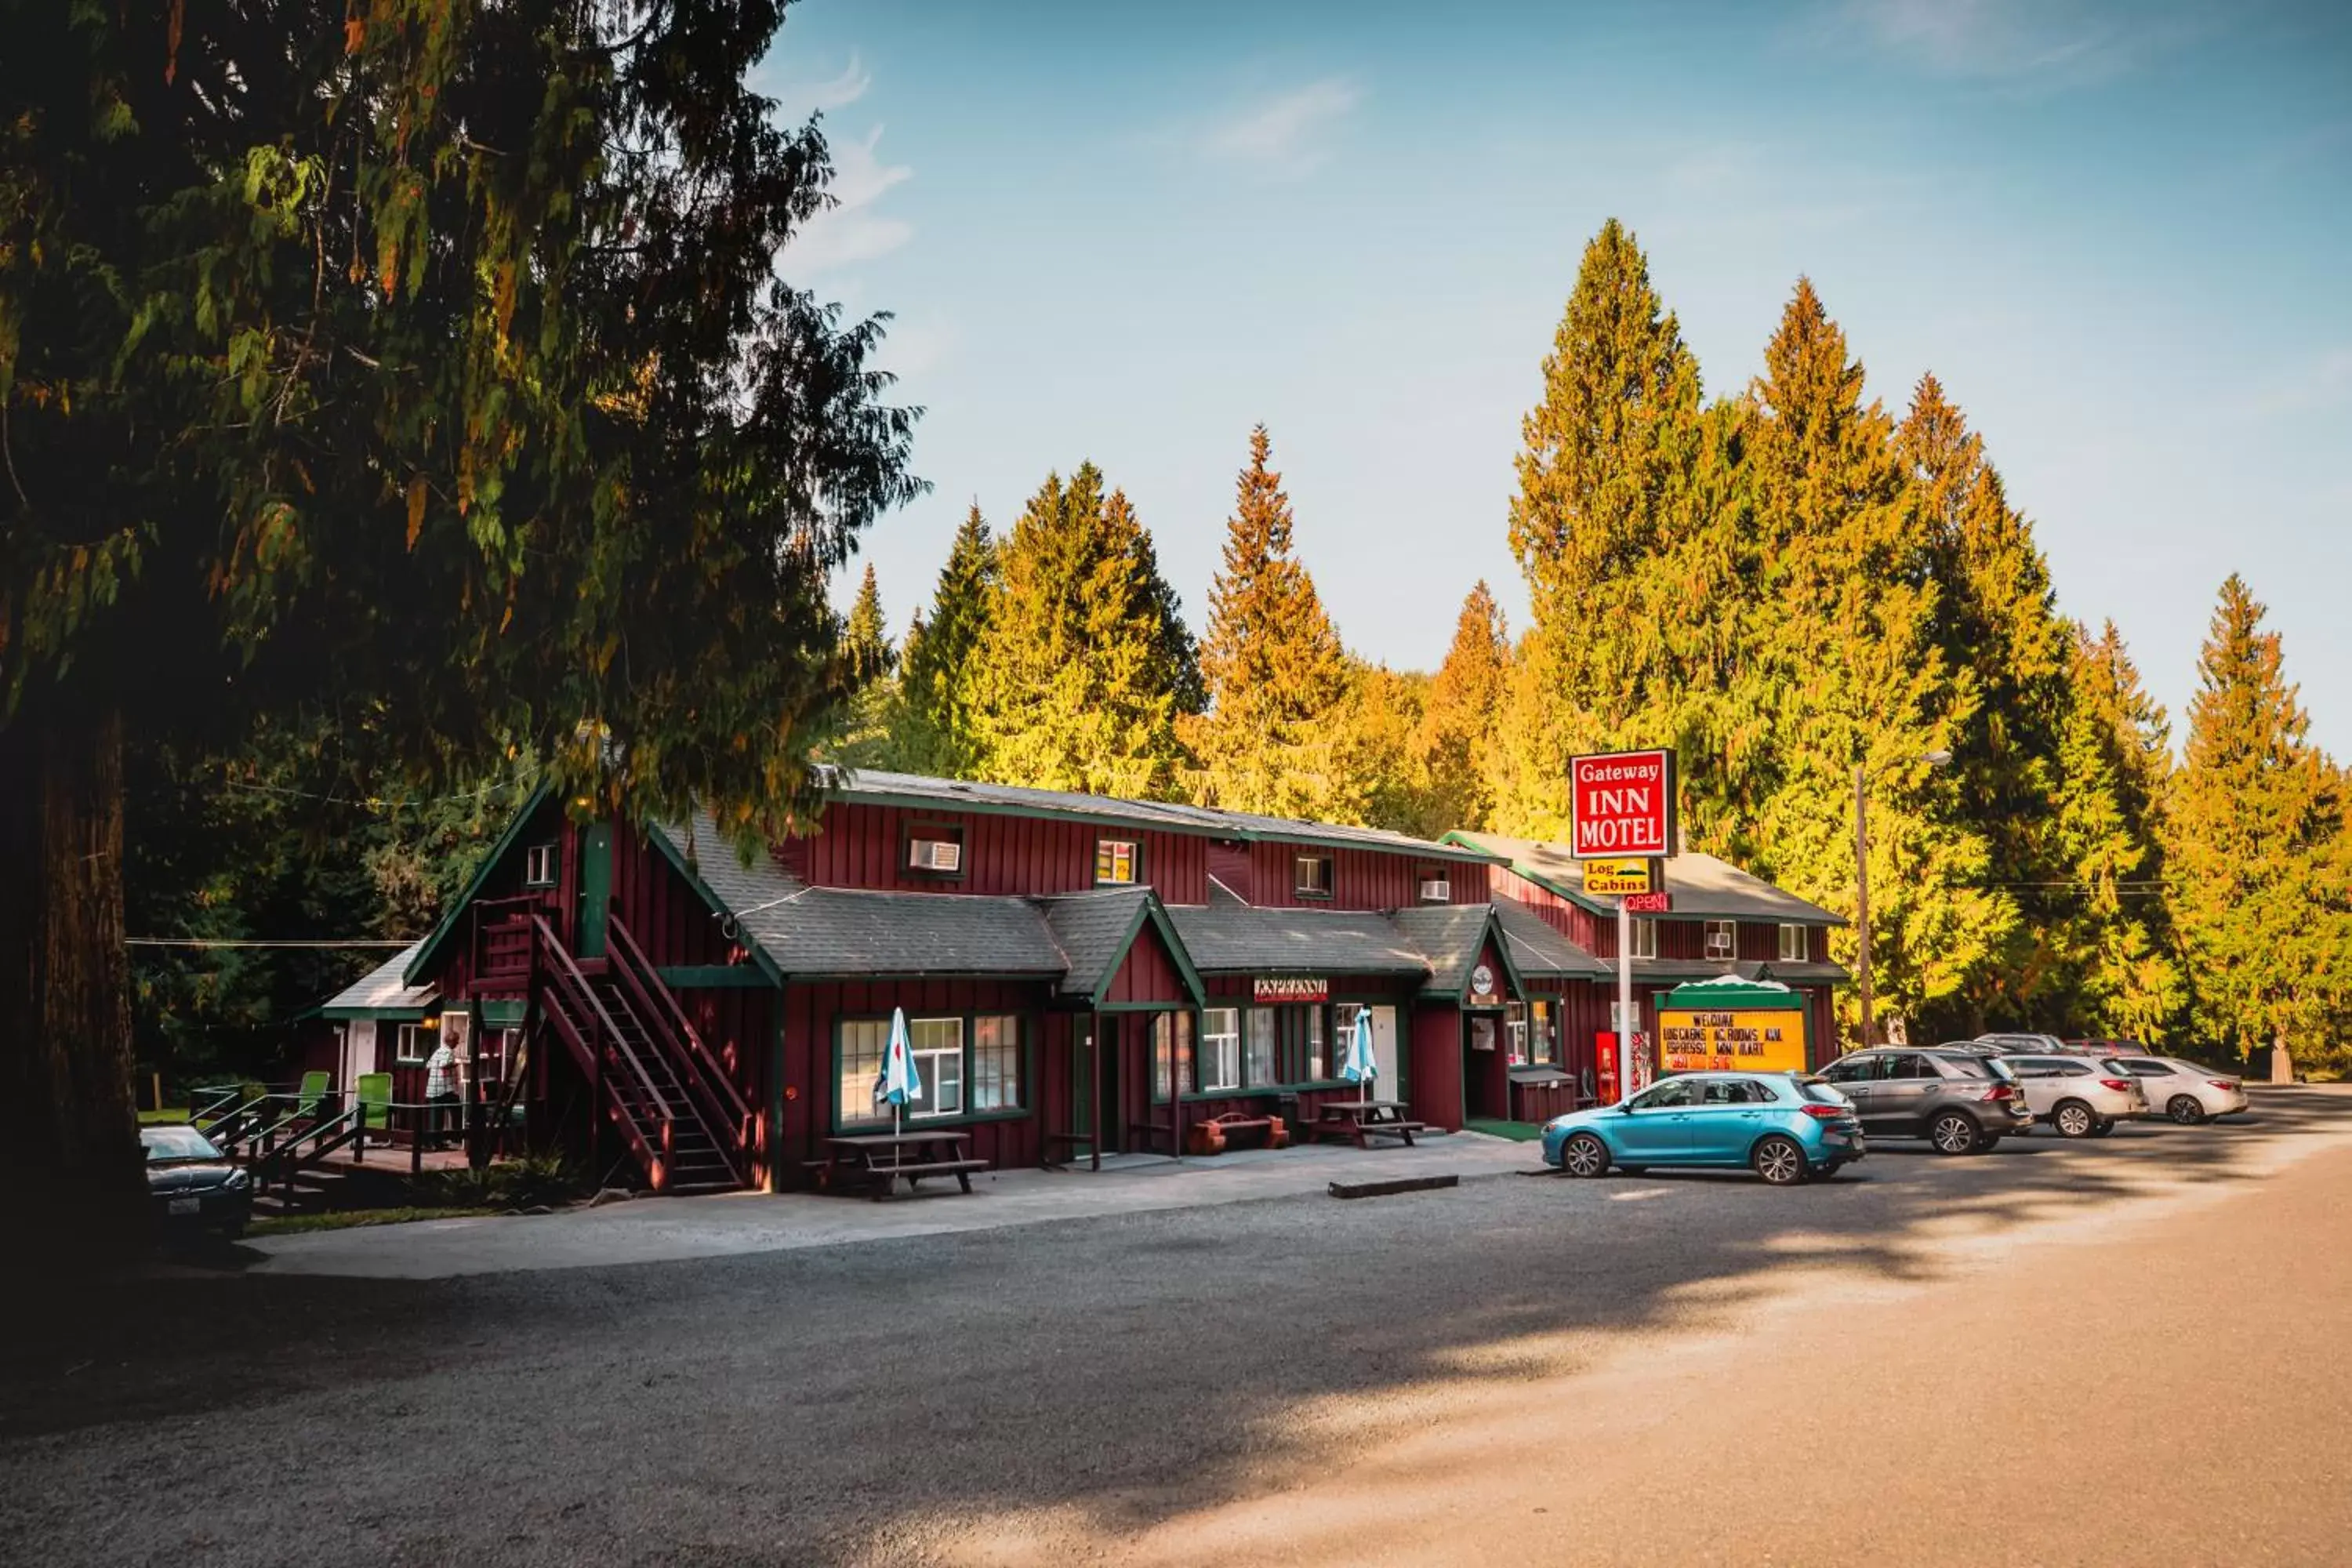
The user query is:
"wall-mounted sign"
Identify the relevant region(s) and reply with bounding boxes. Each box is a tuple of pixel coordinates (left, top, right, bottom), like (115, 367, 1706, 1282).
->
(1621, 891, 1673, 914)
(1468, 963, 1500, 1005)
(1582, 858, 1660, 896)
(1657, 1008, 1808, 1075)
(1254, 976, 1329, 1004)
(1568, 749, 1677, 859)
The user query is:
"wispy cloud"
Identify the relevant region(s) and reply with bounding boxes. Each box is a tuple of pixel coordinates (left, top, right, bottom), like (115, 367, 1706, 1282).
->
(2246, 347, 2352, 417)
(775, 52, 873, 118)
(1831, 0, 2209, 89)
(1202, 78, 1363, 179)
(787, 124, 913, 276)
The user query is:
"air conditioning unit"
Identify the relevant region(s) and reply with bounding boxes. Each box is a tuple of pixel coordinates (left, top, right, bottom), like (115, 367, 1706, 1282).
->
(907, 838, 962, 873)
(1419, 877, 1450, 902)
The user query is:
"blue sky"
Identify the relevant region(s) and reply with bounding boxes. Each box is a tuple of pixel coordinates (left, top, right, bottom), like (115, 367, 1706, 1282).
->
(762, 0, 2352, 754)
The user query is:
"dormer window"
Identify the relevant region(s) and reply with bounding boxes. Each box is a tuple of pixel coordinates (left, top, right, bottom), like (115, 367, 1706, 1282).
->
(904, 822, 965, 878)
(1294, 854, 1334, 899)
(1778, 923, 1809, 962)
(1095, 839, 1139, 885)
(524, 844, 557, 887)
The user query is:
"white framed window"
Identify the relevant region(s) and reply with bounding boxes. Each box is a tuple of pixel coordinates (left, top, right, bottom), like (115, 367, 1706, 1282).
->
(1294, 855, 1334, 898)
(524, 843, 557, 887)
(1530, 998, 1557, 1066)
(1245, 1006, 1277, 1087)
(972, 1015, 1022, 1111)
(1628, 919, 1659, 960)
(909, 1018, 965, 1118)
(837, 1019, 890, 1127)
(1505, 1003, 1530, 1065)
(1705, 920, 1737, 961)
(1200, 1007, 1242, 1093)
(394, 1022, 430, 1063)
(1778, 923, 1808, 962)
(1305, 1005, 1327, 1082)
(1095, 839, 1139, 885)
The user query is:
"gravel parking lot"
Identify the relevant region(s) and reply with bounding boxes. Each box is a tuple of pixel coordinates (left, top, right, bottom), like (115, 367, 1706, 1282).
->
(5, 1090, 2349, 1567)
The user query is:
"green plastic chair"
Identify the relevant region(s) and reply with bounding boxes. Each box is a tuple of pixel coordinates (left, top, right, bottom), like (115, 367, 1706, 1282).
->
(354, 1073, 393, 1145)
(296, 1070, 330, 1118)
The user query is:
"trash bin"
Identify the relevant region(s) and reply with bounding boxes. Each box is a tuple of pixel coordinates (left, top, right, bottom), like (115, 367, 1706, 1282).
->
(1276, 1092, 1304, 1142)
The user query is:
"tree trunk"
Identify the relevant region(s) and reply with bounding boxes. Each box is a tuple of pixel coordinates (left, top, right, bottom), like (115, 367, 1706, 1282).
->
(0, 702, 144, 1260)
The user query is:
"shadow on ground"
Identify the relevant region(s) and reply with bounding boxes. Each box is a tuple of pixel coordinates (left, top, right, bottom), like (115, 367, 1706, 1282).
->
(1, 1089, 2342, 1568)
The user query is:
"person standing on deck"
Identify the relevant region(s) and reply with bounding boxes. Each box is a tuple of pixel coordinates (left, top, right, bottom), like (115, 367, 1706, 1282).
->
(425, 1037, 460, 1149)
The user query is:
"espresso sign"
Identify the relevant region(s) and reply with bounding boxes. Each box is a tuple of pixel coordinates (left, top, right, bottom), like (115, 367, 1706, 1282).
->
(1569, 749, 1676, 859)
(1254, 976, 1329, 1004)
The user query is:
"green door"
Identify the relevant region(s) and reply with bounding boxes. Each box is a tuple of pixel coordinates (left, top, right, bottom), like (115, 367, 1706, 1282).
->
(575, 823, 613, 958)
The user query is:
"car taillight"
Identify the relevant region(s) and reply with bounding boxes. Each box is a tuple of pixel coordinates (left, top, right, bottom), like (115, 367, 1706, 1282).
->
(2100, 1078, 2132, 1092)
(1980, 1083, 2014, 1102)
(2210, 1080, 2239, 1091)
(1799, 1104, 1846, 1120)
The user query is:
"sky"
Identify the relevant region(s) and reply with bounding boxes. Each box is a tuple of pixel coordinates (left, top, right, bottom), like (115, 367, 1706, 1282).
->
(760, 0, 2352, 755)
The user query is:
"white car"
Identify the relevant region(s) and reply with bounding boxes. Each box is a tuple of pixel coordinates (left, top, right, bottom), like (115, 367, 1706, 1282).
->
(2107, 1057, 2248, 1124)
(1996, 1054, 2148, 1138)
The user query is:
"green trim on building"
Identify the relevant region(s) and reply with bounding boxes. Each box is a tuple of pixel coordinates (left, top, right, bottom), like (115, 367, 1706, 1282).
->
(406, 781, 555, 985)
(658, 964, 777, 989)
(642, 826, 792, 990)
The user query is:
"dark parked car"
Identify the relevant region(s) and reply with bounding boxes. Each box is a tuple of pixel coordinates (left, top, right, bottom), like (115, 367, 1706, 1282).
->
(1818, 1048, 2034, 1154)
(142, 1124, 252, 1241)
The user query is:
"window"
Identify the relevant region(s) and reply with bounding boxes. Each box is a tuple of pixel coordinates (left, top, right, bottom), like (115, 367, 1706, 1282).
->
(1628, 919, 1659, 960)
(1887, 1054, 1941, 1080)
(394, 1022, 430, 1063)
(837, 1019, 889, 1127)
(903, 823, 965, 877)
(1268, 1004, 1327, 1083)
(1702, 1078, 1779, 1104)
(1704, 920, 1737, 961)
(1200, 1008, 1242, 1093)
(1628, 1080, 1692, 1111)
(524, 843, 557, 887)
(972, 1015, 1023, 1111)
(1778, 923, 1808, 962)
(1245, 1006, 1278, 1087)
(908, 1018, 965, 1118)
(1151, 1011, 1194, 1102)
(1294, 855, 1334, 899)
(1095, 839, 1140, 885)
(1823, 1054, 1884, 1084)
(478, 1026, 524, 1088)
(1504, 1000, 1558, 1068)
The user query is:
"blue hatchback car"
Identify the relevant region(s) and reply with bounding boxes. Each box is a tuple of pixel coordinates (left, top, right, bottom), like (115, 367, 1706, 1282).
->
(1541, 1072, 1864, 1185)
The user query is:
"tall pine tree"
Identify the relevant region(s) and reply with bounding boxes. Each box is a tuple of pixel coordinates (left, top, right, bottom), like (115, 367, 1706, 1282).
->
(966, 465, 1196, 799)
(826, 564, 904, 769)
(1418, 582, 1508, 833)
(1183, 426, 1356, 820)
(898, 504, 998, 778)
(2165, 577, 2351, 1069)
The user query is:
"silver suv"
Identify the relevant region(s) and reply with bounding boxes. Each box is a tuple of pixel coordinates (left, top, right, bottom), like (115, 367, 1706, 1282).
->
(1996, 1054, 2148, 1137)
(1817, 1048, 2034, 1154)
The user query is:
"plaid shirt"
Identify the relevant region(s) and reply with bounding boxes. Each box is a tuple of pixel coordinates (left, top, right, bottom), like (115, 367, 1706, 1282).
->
(425, 1044, 457, 1099)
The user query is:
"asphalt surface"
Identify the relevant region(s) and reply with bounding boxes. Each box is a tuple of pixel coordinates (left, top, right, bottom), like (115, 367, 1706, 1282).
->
(5, 1089, 2349, 1567)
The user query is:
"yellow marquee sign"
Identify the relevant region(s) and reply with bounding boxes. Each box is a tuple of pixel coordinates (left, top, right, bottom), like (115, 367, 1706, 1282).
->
(1657, 1007, 1808, 1075)
(1581, 858, 1657, 896)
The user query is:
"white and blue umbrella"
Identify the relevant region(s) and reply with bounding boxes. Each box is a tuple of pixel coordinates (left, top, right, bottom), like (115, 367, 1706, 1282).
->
(876, 1007, 924, 1134)
(1341, 1008, 1379, 1099)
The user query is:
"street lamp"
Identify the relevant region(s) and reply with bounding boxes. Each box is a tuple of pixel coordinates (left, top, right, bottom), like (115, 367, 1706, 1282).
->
(1853, 749, 1951, 1049)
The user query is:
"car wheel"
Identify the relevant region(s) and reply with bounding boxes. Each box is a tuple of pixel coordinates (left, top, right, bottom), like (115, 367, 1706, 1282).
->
(2168, 1094, 2208, 1126)
(1751, 1135, 1806, 1185)
(2051, 1100, 2097, 1138)
(1929, 1111, 1982, 1155)
(2089, 1117, 2117, 1138)
(1560, 1132, 1610, 1178)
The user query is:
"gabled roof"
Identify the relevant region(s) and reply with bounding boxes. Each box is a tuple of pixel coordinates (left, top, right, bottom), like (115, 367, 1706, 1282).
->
(1166, 884, 1430, 977)
(405, 781, 555, 986)
(1444, 830, 1844, 926)
(1034, 887, 1206, 1007)
(1389, 904, 1522, 1002)
(1490, 896, 1610, 980)
(321, 942, 436, 1018)
(824, 768, 1498, 863)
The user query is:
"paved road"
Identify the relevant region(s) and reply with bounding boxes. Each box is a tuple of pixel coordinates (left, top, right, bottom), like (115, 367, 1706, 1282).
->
(5, 1091, 2349, 1567)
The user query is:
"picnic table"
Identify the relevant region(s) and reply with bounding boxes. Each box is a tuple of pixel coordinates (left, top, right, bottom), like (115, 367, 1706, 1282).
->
(813, 1131, 988, 1199)
(1308, 1098, 1428, 1149)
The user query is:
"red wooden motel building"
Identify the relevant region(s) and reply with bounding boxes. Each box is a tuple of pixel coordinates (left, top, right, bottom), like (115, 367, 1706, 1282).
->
(302, 770, 1847, 1194)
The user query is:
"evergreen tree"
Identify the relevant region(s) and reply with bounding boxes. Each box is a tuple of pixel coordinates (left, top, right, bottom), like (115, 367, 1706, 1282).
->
(826, 564, 906, 770)
(1341, 661, 1437, 837)
(1737, 280, 2005, 1038)
(900, 504, 998, 777)
(844, 564, 895, 684)
(967, 465, 1196, 798)
(1183, 426, 1356, 820)
(2164, 578, 2351, 1069)
(1418, 583, 1509, 833)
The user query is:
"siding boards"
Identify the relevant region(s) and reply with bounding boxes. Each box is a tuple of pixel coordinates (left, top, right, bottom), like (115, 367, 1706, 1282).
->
(1105, 922, 1189, 1006)
(1249, 841, 1480, 911)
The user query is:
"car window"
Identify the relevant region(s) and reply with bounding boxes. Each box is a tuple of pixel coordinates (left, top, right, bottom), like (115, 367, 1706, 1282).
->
(1744, 1079, 1781, 1102)
(1630, 1081, 1692, 1110)
(1700, 1079, 1780, 1105)
(2056, 1061, 2092, 1076)
(1821, 1054, 1880, 1083)
(1927, 1051, 1993, 1078)
(140, 1126, 222, 1162)
(2005, 1058, 2054, 1076)
(2114, 1059, 2170, 1075)
(1796, 1077, 1849, 1105)
(1887, 1054, 1940, 1080)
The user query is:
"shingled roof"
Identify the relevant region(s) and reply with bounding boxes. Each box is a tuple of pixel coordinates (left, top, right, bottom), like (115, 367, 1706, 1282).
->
(1490, 896, 1610, 980)
(1445, 831, 1843, 925)
(1167, 884, 1430, 977)
(319, 942, 436, 1017)
(1388, 904, 1509, 1000)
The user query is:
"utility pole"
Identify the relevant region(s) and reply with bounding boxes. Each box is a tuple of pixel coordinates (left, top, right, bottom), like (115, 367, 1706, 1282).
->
(1853, 760, 1873, 1051)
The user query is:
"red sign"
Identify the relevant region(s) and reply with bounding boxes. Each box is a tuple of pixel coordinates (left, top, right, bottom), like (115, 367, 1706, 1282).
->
(1254, 976, 1328, 1003)
(1622, 891, 1672, 913)
(1569, 750, 1676, 858)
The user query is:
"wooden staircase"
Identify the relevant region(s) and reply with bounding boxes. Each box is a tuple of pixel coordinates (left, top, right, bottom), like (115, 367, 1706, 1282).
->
(477, 902, 757, 1196)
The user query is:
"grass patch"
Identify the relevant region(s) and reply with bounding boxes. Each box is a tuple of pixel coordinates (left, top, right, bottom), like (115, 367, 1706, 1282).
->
(1463, 1117, 1546, 1143)
(249, 1206, 500, 1238)
(138, 1108, 191, 1124)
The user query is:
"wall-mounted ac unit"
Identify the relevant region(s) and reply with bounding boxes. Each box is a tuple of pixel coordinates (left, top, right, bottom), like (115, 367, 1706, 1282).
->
(1419, 877, 1450, 902)
(908, 838, 963, 873)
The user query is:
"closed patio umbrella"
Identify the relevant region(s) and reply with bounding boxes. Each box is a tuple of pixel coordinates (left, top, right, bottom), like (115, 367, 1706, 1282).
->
(1341, 1008, 1378, 1101)
(876, 1007, 924, 1137)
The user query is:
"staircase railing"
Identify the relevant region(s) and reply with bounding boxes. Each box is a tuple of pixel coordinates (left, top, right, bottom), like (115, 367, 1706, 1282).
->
(250, 1102, 367, 1201)
(606, 916, 753, 1187)
(529, 914, 682, 1191)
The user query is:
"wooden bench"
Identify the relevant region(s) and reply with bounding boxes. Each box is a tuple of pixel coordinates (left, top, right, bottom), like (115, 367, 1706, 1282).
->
(1307, 1101, 1429, 1149)
(1185, 1112, 1290, 1156)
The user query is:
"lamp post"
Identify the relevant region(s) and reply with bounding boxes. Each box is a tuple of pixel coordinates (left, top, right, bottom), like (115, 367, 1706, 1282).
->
(1853, 749, 1951, 1050)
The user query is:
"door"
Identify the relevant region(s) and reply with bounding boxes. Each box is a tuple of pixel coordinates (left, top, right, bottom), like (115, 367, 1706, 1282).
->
(1820, 1051, 1883, 1126)
(1613, 1079, 1695, 1160)
(1072, 1018, 1098, 1148)
(343, 1018, 378, 1091)
(1368, 1006, 1400, 1099)
(575, 822, 613, 958)
(1870, 1052, 1941, 1134)
(1464, 1014, 1503, 1120)
(1689, 1077, 1773, 1163)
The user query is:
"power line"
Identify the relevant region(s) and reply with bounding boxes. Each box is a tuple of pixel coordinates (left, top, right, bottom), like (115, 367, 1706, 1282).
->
(125, 938, 419, 949)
